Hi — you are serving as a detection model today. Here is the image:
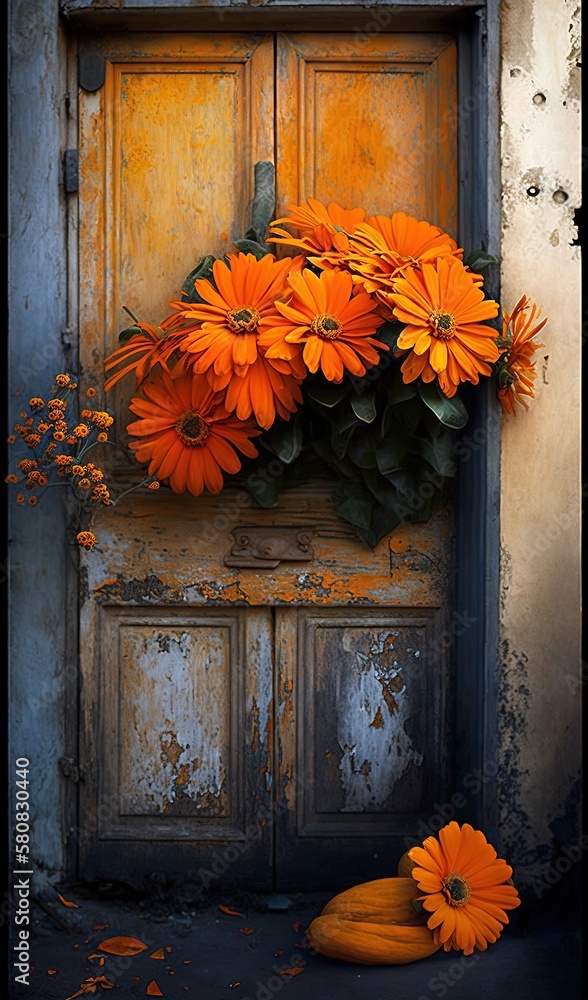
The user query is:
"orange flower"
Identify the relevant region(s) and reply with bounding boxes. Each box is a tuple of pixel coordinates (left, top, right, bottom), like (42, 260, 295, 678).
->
(104, 322, 187, 391)
(408, 822, 520, 956)
(496, 295, 546, 415)
(126, 368, 260, 495)
(260, 268, 387, 383)
(389, 256, 500, 397)
(268, 198, 366, 268)
(173, 252, 305, 429)
(344, 212, 462, 316)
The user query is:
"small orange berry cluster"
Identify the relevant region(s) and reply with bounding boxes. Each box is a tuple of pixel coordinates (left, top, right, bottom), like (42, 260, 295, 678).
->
(6, 374, 115, 546)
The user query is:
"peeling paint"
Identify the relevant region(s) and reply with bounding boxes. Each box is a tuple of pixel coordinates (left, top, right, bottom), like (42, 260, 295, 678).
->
(119, 626, 228, 815)
(337, 632, 423, 812)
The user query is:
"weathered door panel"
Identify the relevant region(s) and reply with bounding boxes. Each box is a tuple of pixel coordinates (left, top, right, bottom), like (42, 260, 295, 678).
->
(78, 32, 274, 438)
(77, 30, 458, 888)
(274, 606, 451, 890)
(276, 33, 457, 233)
(80, 603, 274, 885)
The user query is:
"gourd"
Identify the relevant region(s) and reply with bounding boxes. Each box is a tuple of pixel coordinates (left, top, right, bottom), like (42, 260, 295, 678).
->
(306, 876, 440, 965)
(396, 850, 417, 879)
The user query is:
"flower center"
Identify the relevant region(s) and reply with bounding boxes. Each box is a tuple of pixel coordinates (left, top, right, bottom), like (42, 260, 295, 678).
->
(175, 410, 210, 447)
(430, 311, 456, 340)
(227, 305, 261, 334)
(311, 313, 343, 339)
(442, 872, 472, 906)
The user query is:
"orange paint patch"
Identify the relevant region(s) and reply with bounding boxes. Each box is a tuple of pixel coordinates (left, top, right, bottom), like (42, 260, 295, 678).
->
(390, 534, 410, 553)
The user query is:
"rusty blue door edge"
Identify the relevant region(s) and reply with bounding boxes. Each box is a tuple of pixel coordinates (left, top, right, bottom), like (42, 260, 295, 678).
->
(7, 0, 500, 882)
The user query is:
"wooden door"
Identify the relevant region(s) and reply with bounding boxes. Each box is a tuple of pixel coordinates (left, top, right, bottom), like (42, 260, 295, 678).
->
(77, 30, 458, 891)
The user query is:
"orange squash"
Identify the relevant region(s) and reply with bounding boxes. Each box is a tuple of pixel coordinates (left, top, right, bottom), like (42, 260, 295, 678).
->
(397, 850, 417, 879)
(306, 876, 440, 965)
(307, 914, 440, 965)
(321, 877, 423, 925)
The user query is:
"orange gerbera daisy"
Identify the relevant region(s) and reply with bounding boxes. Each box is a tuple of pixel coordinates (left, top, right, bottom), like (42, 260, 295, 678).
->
(346, 211, 462, 314)
(268, 198, 366, 268)
(126, 367, 260, 495)
(408, 822, 520, 956)
(389, 256, 500, 397)
(259, 267, 387, 383)
(104, 321, 187, 391)
(167, 252, 305, 430)
(496, 295, 546, 415)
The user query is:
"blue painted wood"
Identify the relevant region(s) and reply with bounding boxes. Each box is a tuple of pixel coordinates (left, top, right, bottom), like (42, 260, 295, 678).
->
(8, 0, 71, 878)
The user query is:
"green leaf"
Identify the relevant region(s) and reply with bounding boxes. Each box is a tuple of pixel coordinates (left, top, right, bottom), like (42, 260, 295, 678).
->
(464, 249, 499, 271)
(306, 379, 350, 408)
(387, 369, 418, 405)
(420, 433, 457, 477)
(266, 418, 303, 465)
(336, 491, 374, 532)
(232, 238, 272, 260)
(243, 227, 263, 244)
(395, 397, 424, 434)
(361, 467, 399, 507)
(375, 438, 406, 475)
(330, 423, 356, 460)
(181, 254, 217, 303)
(118, 325, 143, 345)
(377, 321, 404, 351)
(348, 430, 377, 469)
(369, 503, 403, 543)
(332, 406, 361, 434)
(417, 382, 469, 429)
(244, 474, 280, 508)
(350, 392, 377, 424)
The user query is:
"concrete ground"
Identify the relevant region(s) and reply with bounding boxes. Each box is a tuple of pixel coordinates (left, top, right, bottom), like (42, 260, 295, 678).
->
(5, 885, 582, 1000)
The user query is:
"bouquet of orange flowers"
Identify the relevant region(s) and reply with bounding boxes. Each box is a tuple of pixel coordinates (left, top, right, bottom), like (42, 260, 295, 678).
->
(9, 200, 545, 549)
(101, 198, 546, 545)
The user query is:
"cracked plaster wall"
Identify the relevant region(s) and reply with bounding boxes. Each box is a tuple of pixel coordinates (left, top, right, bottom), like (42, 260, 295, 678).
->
(498, 0, 582, 883)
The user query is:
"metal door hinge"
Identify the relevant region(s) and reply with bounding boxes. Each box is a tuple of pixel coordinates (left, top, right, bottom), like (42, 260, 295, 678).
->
(63, 150, 78, 194)
(59, 756, 82, 783)
(79, 53, 106, 92)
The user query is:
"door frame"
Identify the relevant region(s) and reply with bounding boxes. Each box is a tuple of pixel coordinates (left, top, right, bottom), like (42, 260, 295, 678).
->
(58, 0, 501, 880)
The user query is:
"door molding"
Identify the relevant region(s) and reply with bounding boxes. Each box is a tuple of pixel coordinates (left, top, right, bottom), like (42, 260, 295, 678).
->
(60, 0, 501, 879)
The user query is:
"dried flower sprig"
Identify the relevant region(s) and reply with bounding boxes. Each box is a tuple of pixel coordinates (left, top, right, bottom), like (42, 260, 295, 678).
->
(6, 373, 158, 550)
